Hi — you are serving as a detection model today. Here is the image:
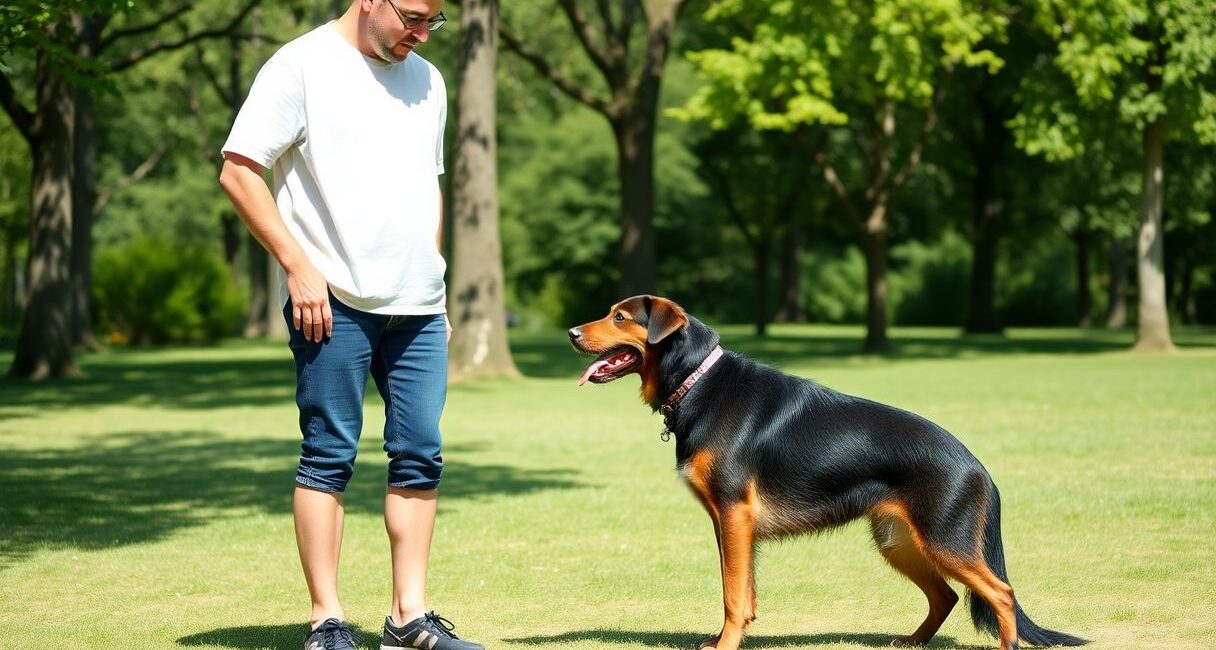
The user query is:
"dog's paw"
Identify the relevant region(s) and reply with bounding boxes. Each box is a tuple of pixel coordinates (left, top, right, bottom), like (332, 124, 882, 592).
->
(696, 636, 719, 650)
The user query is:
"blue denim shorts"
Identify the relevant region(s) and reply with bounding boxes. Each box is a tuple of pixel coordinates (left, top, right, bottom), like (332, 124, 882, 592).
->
(284, 297, 447, 493)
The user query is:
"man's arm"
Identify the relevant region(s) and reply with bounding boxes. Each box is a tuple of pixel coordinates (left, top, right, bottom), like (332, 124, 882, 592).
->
(218, 152, 332, 342)
(437, 189, 451, 343)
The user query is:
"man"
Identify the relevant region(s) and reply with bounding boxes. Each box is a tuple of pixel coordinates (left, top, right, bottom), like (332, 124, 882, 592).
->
(218, 2, 482, 649)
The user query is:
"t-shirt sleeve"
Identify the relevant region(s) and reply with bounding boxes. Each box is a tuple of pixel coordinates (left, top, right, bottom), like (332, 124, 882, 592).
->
(221, 59, 305, 168)
(435, 71, 447, 176)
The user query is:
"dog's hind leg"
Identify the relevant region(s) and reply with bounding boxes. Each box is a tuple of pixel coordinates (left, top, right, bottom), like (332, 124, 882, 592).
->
(869, 513, 958, 646)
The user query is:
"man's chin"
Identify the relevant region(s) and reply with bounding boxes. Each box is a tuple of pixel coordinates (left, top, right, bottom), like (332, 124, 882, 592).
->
(391, 42, 413, 59)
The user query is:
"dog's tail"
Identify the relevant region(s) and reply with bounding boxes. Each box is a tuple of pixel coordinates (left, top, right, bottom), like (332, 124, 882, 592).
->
(968, 482, 1089, 647)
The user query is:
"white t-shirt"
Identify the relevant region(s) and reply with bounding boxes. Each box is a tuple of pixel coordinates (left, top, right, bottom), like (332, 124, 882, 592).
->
(222, 24, 448, 315)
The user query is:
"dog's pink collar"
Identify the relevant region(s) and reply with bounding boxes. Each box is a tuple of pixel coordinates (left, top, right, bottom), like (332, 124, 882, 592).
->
(661, 345, 723, 413)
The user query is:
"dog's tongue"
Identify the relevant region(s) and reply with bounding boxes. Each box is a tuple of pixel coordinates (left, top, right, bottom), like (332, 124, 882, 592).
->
(577, 359, 610, 386)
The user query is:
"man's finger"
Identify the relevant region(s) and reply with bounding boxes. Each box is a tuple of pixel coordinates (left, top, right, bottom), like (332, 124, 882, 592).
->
(322, 303, 333, 339)
(293, 305, 303, 332)
(302, 306, 315, 341)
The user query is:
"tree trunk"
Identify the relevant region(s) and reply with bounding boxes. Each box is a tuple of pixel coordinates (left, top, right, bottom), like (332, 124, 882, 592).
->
(1073, 228, 1092, 327)
(1132, 117, 1174, 351)
(964, 93, 1005, 334)
(70, 84, 98, 350)
(10, 50, 79, 379)
(753, 237, 771, 336)
(613, 115, 657, 297)
(1, 174, 18, 322)
(243, 238, 270, 337)
(448, 0, 518, 381)
(1175, 255, 1195, 325)
(67, 14, 105, 351)
(774, 229, 805, 323)
(965, 193, 1002, 334)
(1105, 235, 1130, 328)
(860, 207, 888, 353)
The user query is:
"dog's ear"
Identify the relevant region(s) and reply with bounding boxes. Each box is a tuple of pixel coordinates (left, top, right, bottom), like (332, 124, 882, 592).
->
(645, 296, 688, 345)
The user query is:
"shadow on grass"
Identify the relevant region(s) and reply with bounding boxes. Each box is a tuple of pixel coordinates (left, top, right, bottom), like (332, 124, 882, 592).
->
(177, 622, 377, 650)
(511, 326, 1216, 379)
(0, 431, 583, 569)
(505, 629, 983, 649)
(0, 354, 297, 416)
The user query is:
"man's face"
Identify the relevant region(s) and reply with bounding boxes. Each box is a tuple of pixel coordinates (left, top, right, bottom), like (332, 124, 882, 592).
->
(368, 0, 444, 63)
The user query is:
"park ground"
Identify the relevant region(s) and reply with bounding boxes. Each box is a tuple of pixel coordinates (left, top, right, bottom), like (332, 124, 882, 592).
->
(1, 325, 1213, 650)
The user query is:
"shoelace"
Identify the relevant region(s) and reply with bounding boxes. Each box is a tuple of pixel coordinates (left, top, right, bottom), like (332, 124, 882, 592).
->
(424, 611, 462, 639)
(320, 619, 363, 649)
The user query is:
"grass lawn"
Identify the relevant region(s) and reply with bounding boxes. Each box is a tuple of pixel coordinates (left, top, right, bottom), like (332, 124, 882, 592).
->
(1, 324, 1214, 650)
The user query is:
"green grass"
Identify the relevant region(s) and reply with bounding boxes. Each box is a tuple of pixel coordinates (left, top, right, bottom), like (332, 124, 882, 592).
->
(1, 325, 1214, 650)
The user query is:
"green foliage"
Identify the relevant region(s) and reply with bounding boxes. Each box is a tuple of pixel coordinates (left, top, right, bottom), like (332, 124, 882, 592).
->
(889, 231, 971, 326)
(93, 238, 246, 344)
(674, 0, 1005, 131)
(1014, 0, 1216, 158)
(999, 233, 1078, 326)
(803, 245, 867, 323)
(805, 233, 972, 327)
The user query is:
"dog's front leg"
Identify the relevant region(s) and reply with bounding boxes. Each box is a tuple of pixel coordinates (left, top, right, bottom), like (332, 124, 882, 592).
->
(698, 499, 756, 650)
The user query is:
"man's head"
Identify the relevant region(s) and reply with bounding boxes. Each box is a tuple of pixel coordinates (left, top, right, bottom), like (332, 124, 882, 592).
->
(358, 0, 445, 63)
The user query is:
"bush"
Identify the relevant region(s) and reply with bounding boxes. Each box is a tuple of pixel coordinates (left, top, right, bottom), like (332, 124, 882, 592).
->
(803, 246, 867, 323)
(999, 234, 1077, 326)
(93, 238, 246, 344)
(889, 232, 971, 326)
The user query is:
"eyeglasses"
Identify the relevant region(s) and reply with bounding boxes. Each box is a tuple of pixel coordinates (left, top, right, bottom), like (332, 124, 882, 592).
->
(384, 0, 446, 32)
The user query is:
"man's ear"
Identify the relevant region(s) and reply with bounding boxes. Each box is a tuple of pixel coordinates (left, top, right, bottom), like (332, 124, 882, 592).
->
(645, 296, 688, 345)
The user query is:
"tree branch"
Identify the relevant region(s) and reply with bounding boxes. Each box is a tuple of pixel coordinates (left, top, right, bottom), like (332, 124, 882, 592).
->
(889, 70, 952, 198)
(557, 0, 616, 83)
(705, 158, 757, 248)
(499, 24, 611, 116)
(594, 0, 616, 38)
(618, 0, 640, 45)
(93, 142, 169, 213)
(192, 46, 228, 105)
(802, 126, 860, 233)
(109, 0, 262, 72)
(97, 2, 193, 54)
(0, 69, 34, 143)
(629, 0, 684, 103)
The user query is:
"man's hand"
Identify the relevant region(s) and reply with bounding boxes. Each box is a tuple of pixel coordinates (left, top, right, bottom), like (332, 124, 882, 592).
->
(287, 261, 332, 342)
(444, 314, 452, 344)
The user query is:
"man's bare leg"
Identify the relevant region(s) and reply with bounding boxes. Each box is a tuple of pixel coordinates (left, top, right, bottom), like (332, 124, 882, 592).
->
(295, 486, 346, 628)
(385, 487, 437, 626)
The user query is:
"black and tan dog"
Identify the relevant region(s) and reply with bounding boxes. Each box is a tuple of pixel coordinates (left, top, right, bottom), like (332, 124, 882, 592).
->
(569, 296, 1087, 650)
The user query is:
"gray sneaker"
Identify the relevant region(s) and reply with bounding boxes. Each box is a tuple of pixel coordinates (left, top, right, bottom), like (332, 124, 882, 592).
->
(380, 612, 484, 650)
(305, 618, 362, 650)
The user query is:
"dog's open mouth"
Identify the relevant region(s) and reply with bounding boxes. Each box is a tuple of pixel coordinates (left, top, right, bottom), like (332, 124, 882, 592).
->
(577, 346, 641, 386)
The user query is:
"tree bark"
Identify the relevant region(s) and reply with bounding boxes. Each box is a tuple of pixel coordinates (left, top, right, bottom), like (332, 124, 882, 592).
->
(861, 209, 888, 354)
(1105, 235, 1130, 328)
(10, 49, 79, 379)
(753, 236, 771, 336)
(774, 230, 805, 323)
(964, 88, 1005, 334)
(67, 14, 105, 351)
(448, 0, 518, 381)
(1132, 116, 1175, 351)
(613, 115, 657, 296)
(70, 84, 98, 350)
(1072, 228, 1092, 327)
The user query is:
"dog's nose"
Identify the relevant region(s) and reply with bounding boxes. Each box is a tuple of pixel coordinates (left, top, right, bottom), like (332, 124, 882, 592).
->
(568, 327, 582, 342)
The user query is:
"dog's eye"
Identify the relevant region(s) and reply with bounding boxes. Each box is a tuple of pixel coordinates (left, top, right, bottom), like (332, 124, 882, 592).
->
(614, 313, 625, 322)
